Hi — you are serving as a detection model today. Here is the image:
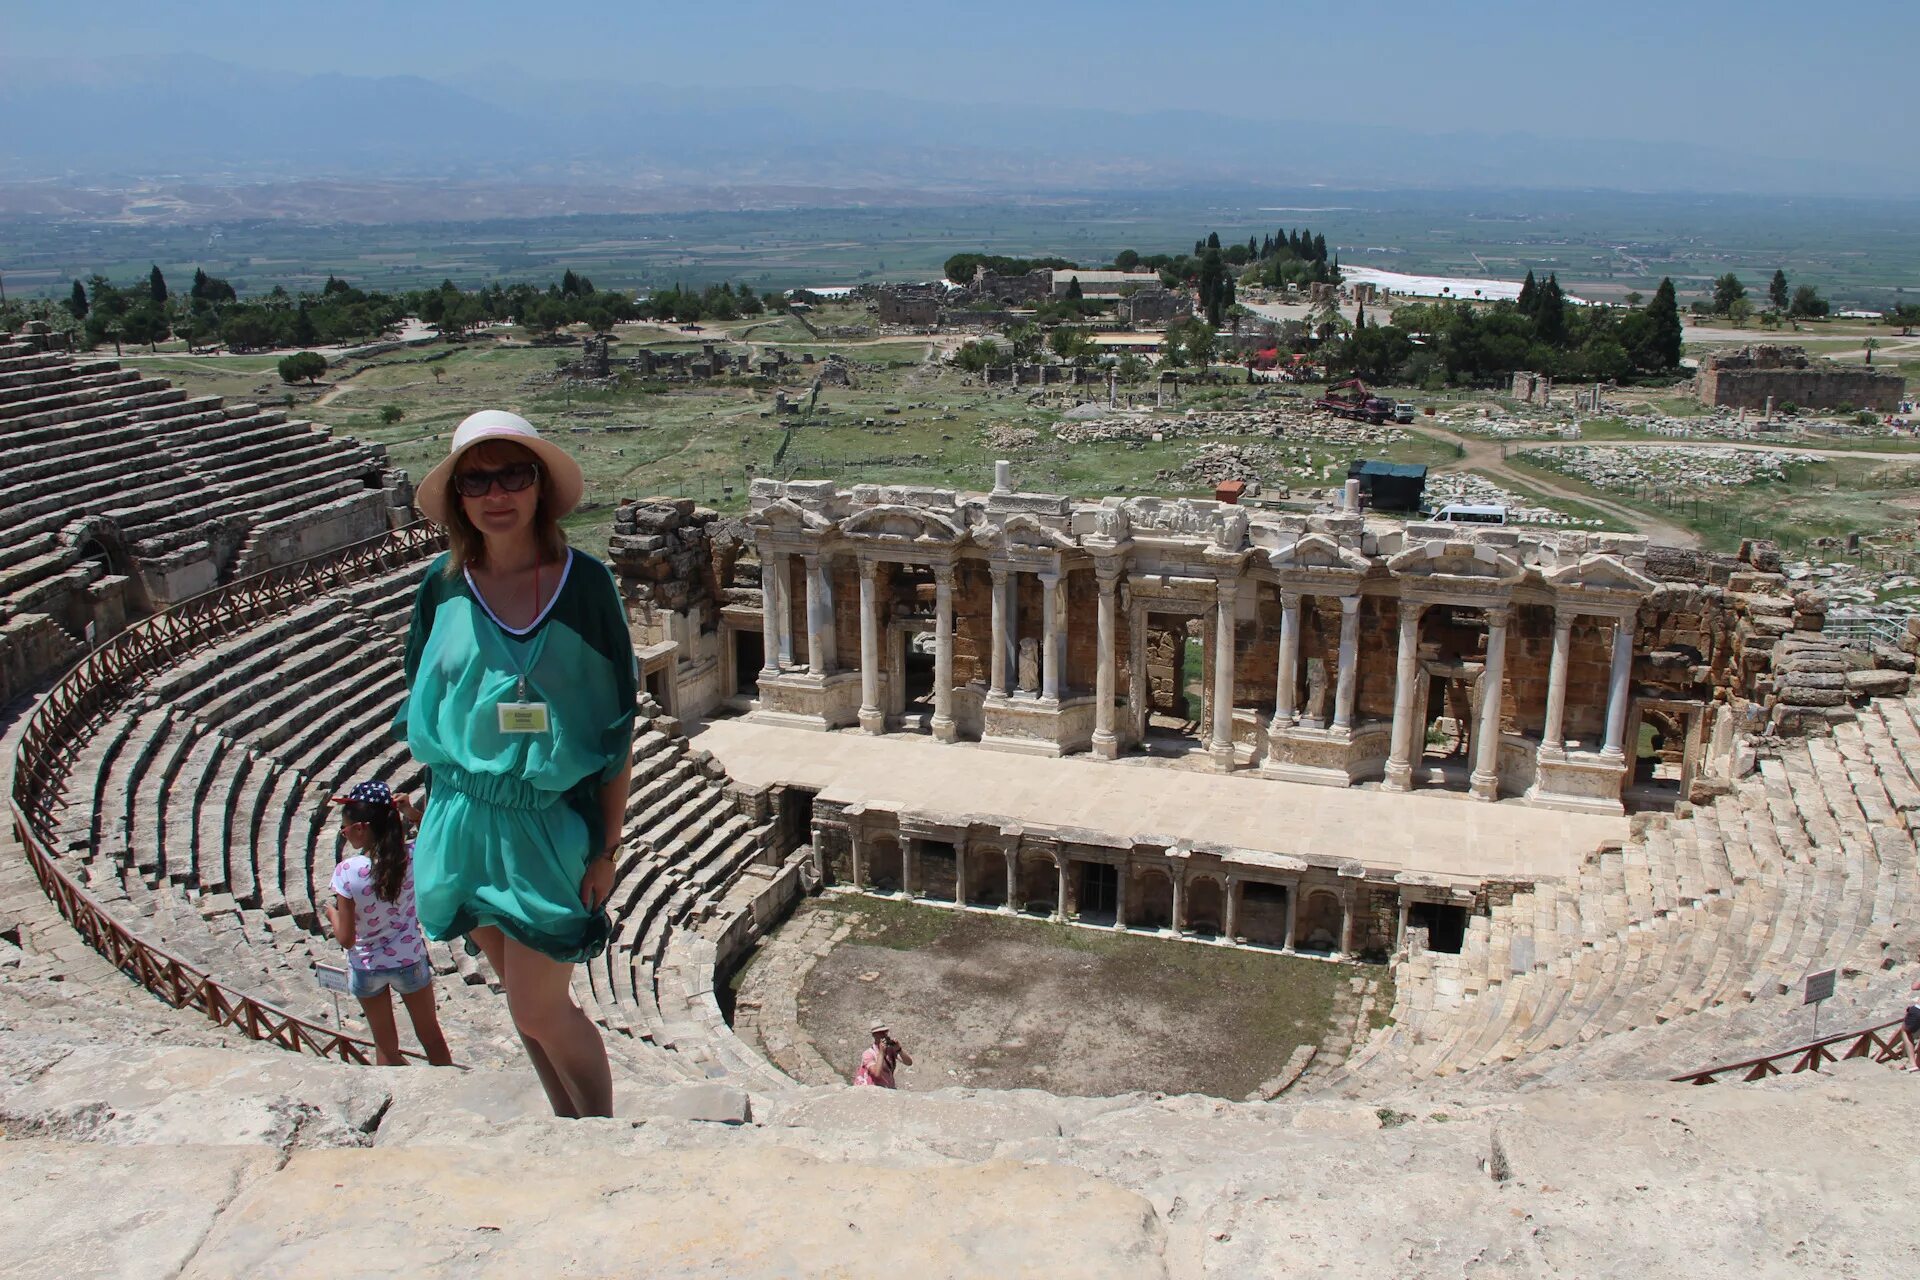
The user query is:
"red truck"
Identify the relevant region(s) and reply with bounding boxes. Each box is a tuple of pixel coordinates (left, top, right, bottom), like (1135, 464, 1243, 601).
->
(1314, 378, 1394, 425)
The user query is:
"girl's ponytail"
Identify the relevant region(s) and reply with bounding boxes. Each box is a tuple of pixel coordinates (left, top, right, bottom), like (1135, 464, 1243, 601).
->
(343, 799, 410, 903)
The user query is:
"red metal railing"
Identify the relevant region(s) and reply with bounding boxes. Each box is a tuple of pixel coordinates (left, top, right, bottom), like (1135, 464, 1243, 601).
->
(1671, 1018, 1908, 1085)
(8, 521, 445, 1064)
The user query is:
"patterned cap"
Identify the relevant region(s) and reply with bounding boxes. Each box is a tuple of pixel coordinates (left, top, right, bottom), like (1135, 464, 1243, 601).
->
(329, 780, 393, 807)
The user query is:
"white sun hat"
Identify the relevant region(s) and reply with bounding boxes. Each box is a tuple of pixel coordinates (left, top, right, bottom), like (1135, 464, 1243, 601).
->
(416, 409, 586, 528)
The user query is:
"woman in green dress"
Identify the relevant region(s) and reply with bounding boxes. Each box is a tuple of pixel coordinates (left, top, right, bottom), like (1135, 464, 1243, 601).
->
(399, 409, 634, 1117)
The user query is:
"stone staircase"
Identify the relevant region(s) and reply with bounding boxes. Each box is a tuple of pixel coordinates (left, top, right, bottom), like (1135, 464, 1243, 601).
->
(25, 556, 791, 1085)
(1322, 695, 1920, 1092)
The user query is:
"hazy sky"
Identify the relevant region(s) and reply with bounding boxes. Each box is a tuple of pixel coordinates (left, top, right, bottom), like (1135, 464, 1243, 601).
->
(11, 0, 1914, 161)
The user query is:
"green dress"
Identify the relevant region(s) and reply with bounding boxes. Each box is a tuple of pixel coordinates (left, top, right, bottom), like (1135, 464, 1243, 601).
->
(396, 549, 636, 963)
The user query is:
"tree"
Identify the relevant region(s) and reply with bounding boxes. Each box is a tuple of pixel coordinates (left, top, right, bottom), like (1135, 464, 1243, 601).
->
(148, 265, 168, 305)
(278, 351, 327, 385)
(1516, 269, 1539, 318)
(1206, 231, 1221, 251)
(291, 302, 318, 347)
(1005, 323, 1044, 361)
(1712, 273, 1746, 314)
(1646, 278, 1683, 369)
(1197, 248, 1230, 326)
(67, 280, 88, 319)
(1048, 328, 1094, 364)
(1166, 317, 1217, 369)
(1769, 269, 1790, 312)
(378, 404, 405, 424)
(1727, 297, 1754, 327)
(1788, 284, 1829, 318)
(1064, 275, 1083, 300)
(1114, 249, 1140, 271)
(1623, 290, 1644, 307)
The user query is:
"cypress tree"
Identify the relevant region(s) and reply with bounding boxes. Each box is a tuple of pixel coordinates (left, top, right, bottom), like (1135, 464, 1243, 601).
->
(1312, 233, 1327, 263)
(1769, 269, 1789, 311)
(148, 265, 167, 304)
(68, 279, 88, 318)
(1648, 278, 1683, 369)
(1206, 231, 1221, 251)
(1516, 269, 1538, 318)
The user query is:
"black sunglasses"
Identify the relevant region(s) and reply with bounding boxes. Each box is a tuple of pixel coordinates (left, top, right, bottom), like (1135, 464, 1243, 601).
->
(454, 461, 540, 499)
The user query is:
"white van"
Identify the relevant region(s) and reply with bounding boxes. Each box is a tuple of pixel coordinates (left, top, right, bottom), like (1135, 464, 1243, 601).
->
(1431, 503, 1507, 525)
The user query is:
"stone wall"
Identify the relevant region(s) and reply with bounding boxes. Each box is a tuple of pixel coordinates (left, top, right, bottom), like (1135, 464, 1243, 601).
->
(1697, 344, 1905, 413)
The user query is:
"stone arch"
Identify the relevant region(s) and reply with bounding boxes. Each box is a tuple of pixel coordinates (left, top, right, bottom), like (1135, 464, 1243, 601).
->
(1298, 889, 1344, 952)
(1017, 852, 1058, 915)
(865, 834, 904, 893)
(1129, 864, 1174, 930)
(1185, 875, 1224, 936)
(840, 504, 964, 546)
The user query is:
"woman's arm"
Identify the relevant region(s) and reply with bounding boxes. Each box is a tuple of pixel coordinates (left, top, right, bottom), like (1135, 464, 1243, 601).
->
(327, 896, 357, 949)
(580, 756, 632, 910)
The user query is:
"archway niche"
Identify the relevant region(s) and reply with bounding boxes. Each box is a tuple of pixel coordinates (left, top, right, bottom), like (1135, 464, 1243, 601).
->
(1130, 866, 1174, 930)
(1017, 854, 1058, 916)
(1297, 889, 1344, 953)
(964, 847, 1009, 908)
(1238, 880, 1291, 949)
(917, 839, 958, 901)
(866, 836, 904, 894)
(1185, 876, 1224, 937)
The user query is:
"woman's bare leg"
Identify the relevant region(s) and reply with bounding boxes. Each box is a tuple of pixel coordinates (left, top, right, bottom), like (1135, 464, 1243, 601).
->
(399, 983, 454, 1067)
(498, 935, 613, 1118)
(358, 989, 403, 1066)
(471, 925, 577, 1115)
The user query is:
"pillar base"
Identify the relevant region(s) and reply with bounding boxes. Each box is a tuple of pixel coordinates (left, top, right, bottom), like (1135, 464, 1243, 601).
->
(1090, 730, 1119, 759)
(1469, 770, 1500, 802)
(931, 715, 957, 743)
(858, 707, 886, 734)
(1209, 742, 1236, 772)
(1382, 760, 1413, 792)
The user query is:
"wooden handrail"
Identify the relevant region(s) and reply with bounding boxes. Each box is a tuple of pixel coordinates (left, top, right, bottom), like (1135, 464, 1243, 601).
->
(8, 520, 446, 1065)
(1671, 1018, 1908, 1085)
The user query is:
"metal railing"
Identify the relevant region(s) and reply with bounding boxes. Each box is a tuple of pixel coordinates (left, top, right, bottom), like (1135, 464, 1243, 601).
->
(1671, 1018, 1908, 1085)
(8, 521, 445, 1064)
(1824, 610, 1914, 649)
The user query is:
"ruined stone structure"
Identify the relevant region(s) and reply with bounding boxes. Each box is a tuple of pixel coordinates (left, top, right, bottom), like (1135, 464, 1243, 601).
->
(873, 285, 942, 327)
(1048, 270, 1163, 299)
(1116, 286, 1190, 327)
(969, 266, 1053, 305)
(1511, 370, 1552, 405)
(630, 343, 754, 381)
(605, 467, 1893, 834)
(0, 324, 407, 699)
(1697, 344, 1905, 413)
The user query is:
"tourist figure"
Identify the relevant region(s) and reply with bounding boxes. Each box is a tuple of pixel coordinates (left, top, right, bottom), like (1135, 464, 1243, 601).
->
(325, 780, 451, 1067)
(1906, 977, 1920, 1072)
(400, 409, 636, 1118)
(853, 1021, 911, 1088)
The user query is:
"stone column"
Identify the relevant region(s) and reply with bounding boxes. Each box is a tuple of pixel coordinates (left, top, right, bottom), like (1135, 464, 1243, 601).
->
(774, 552, 795, 667)
(1331, 594, 1361, 735)
(988, 567, 1010, 698)
(1039, 570, 1062, 702)
(1053, 858, 1069, 922)
(1337, 890, 1355, 959)
(1128, 609, 1149, 742)
(1223, 875, 1240, 944)
(1602, 613, 1635, 760)
(1003, 850, 1018, 914)
(1395, 897, 1411, 953)
(1470, 608, 1511, 801)
(1284, 883, 1298, 952)
(803, 552, 835, 676)
(1539, 608, 1575, 754)
(1170, 872, 1186, 935)
(1210, 579, 1239, 771)
(1383, 600, 1426, 792)
(1269, 590, 1302, 736)
(931, 564, 957, 742)
(953, 839, 968, 906)
(1092, 566, 1121, 758)
(1112, 862, 1128, 930)
(848, 827, 866, 891)
(858, 560, 884, 733)
(759, 548, 782, 678)
(901, 839, 919, 900)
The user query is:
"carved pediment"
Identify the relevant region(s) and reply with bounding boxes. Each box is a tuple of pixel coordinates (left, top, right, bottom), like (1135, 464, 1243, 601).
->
(747, 497, 834, 534)
(977, 513, 1077, 554)
(1387, 538, 1524, 583)
(840, 504, 964, 545)
(1544, 553, 1658, 594)
(1269, 532, 1370, 573)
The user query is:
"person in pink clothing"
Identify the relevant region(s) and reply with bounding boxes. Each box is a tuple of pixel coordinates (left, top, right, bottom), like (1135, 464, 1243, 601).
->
(853, 1021, 911, 1088)
(325, 780, 452, 1067)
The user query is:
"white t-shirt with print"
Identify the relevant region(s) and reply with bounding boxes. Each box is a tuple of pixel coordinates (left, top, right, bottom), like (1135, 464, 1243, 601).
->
(330, 852, 428, 972)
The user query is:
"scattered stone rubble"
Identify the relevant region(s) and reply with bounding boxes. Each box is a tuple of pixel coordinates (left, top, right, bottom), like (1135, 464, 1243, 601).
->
(1054, 410, 1404, 447)
(982, 425, 1040, 451)
(1158, 443, 1284, 487)
(1523, 444, 1821, 490)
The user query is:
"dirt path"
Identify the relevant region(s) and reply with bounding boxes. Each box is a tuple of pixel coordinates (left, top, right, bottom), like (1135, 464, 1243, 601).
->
(1406, 423, 1703, 547)
(1506, 437, 1920, 464)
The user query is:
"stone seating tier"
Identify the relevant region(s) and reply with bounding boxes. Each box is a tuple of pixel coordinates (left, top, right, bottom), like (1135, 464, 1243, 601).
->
(1322, 694, 1920, 1093)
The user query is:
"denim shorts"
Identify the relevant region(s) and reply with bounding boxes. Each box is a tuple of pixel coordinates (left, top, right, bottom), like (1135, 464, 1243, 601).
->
(348, 958, 433, 1000)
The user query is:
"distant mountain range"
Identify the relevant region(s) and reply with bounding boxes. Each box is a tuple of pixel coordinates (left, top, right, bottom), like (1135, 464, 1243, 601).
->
(0, 54, 1908, 213)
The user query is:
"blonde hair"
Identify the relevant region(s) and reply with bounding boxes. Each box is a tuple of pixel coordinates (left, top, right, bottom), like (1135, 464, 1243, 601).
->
(442, 439, 568, 576)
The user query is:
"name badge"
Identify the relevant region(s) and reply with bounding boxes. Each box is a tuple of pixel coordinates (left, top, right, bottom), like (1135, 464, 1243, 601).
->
(498, 701, 551, 734)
